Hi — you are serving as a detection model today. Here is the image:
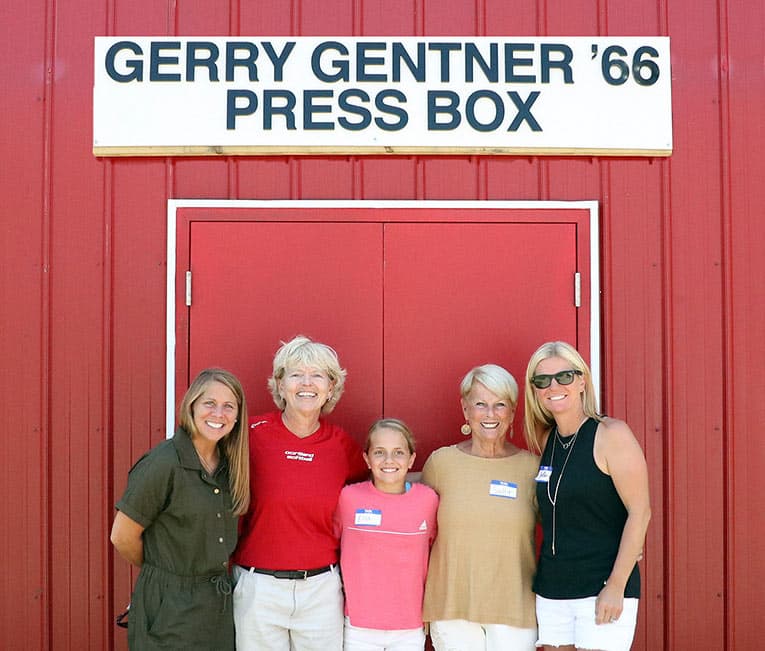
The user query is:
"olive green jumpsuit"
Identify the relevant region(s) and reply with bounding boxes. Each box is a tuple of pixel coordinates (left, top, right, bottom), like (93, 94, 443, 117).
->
(116, 428, 237, 650)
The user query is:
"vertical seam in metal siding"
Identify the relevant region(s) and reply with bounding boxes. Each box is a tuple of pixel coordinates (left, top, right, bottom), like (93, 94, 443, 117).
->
(102, 158, 115, 651)
(477, 158, 487, 200)
(717, 0, 734, 647)
(41, 0, 55, 644)
(169, 0, 178, 34)
(353, 157, 362, 199)
(599, 161, 611, 410)
(103, 5, 117, 651)
(231, 0, 240, 34)
(538, 0, 547, 36)
(598, 0, 606, 34)
(656, 2, 671, 648)
(660, 172, 673, 651)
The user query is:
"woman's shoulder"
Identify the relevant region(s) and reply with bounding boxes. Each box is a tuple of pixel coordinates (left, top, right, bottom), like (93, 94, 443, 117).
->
(423, 444, 460, 466)
(492, 446, 540, 480)
(594, 416, 644, 458)
(513, 446, 541, 466)
(596, 415, 635, 441)
(594, 416, 647, 478)
(121, 438, 181, 503)
(129, 437, 178, 474)
(430, 443, 460, 456)
(421, 445, 458, 489)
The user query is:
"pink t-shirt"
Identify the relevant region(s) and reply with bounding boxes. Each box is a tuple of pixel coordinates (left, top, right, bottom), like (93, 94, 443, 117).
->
(233, 412, 367, 569)
(335, 481, 439, 630)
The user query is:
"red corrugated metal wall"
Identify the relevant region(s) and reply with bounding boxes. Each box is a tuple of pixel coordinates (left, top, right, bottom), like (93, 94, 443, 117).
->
(1, 0, 763, 649)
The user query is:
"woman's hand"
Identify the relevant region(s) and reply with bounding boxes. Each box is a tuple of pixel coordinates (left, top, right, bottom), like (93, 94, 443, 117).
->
(595, 581, 624, 625)
(110, 511, 146, 566)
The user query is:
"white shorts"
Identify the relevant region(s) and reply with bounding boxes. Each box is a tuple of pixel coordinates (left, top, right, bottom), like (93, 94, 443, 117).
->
(233, 564, 344, 651)
(429, 619, 537, 651)
(343, 617, 425, 651)
(536, 595, 639, 651)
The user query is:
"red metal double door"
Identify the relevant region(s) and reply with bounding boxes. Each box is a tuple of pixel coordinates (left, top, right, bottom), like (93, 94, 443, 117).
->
(176, 204, 592, 460)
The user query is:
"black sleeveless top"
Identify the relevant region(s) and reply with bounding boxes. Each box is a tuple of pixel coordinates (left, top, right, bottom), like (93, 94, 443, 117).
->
(533, 417, 640, 599)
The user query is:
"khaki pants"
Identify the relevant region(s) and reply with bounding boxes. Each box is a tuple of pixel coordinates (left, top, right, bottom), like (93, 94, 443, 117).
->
(233, 564, 343, 651)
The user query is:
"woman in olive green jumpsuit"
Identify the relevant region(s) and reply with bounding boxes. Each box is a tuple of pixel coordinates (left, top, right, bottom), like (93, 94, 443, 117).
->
(111, 368, 250, 650)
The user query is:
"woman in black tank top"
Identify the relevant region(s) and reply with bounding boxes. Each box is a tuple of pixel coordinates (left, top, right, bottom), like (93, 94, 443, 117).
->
(523, 341, 651, 651)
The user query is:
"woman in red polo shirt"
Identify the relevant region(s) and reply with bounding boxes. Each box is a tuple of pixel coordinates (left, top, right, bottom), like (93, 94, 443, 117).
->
(232, 336, 367, 651)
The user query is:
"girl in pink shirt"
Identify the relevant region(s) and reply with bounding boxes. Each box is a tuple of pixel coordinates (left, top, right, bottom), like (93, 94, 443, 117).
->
(335, 419, 439, 651)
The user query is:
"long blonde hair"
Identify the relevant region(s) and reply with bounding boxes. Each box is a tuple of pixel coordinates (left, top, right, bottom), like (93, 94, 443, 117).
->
(179, 368, 250, 515)
(523, 342, 600, 454)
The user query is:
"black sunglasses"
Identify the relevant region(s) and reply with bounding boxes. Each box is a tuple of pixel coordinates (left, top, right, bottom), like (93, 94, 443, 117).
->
(530, 369, 583, 389)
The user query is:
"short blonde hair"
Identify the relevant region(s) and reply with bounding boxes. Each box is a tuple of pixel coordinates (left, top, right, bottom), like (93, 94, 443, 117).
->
(267, 335, 347, 414)
(523, 341, 600, 454)
(460, 363, 519, 408)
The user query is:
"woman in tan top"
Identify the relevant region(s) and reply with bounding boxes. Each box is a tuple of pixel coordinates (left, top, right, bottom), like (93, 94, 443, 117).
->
(422, 364, 539, 651)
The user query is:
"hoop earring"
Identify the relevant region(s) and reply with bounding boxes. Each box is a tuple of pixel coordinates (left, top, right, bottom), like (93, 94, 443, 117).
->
(460, 423, 472, 436)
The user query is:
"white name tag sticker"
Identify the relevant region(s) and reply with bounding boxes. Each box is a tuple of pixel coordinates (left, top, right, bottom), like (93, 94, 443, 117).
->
(354, 509, 382, 526)
(535, 466, 553, 483)
(489, 480, 517, 499)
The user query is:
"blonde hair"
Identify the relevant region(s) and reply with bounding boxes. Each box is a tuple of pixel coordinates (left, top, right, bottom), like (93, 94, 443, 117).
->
(267, 335, 346, 415)
(365, 418, 416, 454)
(523, 341, 600, 454)
(178, 368, 250, 515)
(460, 363, 519, 408)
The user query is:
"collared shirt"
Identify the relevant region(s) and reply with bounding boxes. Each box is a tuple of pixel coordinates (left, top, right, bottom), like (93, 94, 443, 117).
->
(116, 427, 237, 577)
(233, 413, 368, 569)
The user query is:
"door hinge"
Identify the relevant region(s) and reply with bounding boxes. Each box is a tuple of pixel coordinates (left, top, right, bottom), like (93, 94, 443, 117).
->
(185, 271, 192, 307)
(574, 272, 581, 307)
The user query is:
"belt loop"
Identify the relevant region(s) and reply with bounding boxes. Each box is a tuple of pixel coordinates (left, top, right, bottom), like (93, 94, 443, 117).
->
(248, 566, 255, 574)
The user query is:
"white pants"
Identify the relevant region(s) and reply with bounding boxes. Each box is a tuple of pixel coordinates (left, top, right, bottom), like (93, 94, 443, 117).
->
(233, 564, 344, 651)
(343, 617, 425, 651)
(429, 619, 538, 651)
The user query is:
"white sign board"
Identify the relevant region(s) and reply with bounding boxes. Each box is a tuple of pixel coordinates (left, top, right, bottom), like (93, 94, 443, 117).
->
(93, 36, 672, 157)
